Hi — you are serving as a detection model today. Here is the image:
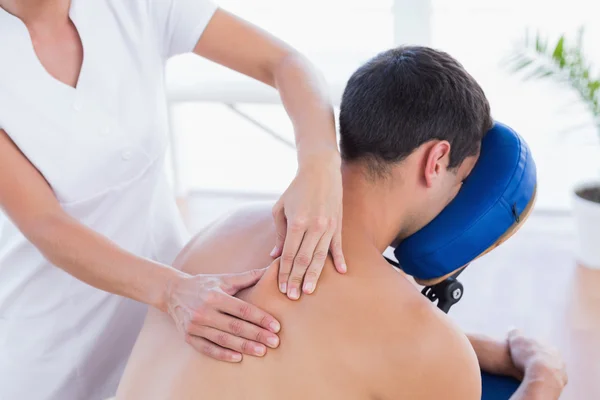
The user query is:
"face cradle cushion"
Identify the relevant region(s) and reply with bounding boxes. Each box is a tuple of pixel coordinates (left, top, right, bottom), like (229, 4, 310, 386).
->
(394, 122, 537, 286)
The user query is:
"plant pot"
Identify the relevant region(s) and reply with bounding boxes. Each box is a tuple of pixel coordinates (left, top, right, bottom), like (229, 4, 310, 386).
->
(572, 181, 600, 269)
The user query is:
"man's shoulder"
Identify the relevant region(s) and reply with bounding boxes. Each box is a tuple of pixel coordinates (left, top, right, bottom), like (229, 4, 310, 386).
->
(173, 201, 276, 275)
(376, 301, 482, 399)
(224, 201, 276, 227)
(357, 272, 481, 400)
(191, 201, 275, 242)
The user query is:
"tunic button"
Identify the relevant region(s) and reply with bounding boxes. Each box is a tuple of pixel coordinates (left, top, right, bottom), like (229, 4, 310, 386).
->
(101, 127, 111, 136)
(73, 102, 82, 112)
(121, 151, 132, 161)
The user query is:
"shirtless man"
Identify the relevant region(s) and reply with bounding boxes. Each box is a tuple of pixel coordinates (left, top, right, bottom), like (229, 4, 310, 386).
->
(115, 47, 567, 400)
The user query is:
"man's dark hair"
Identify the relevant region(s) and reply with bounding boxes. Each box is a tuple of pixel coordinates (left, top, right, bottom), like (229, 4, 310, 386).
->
(339, 46, 493, 177)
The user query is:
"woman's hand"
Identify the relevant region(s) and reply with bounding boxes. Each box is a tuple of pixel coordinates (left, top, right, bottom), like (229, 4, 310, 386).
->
(166, 268, 281, 363)
(271, 150, 346, 300)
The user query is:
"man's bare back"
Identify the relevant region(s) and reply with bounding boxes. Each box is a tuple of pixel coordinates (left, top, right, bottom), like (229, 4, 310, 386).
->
(116, 203, 481, 400)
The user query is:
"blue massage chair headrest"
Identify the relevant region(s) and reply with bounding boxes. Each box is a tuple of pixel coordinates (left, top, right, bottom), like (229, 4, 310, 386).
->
(389, 122, 537, 312)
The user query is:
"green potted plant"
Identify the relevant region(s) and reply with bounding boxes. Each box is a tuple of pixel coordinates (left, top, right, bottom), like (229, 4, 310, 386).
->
(507, 28, 600, 269)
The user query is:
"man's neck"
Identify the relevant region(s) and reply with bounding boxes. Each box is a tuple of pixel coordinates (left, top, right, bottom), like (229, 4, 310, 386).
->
(340, 164, 412, 256)
(0, 0, 70, 25)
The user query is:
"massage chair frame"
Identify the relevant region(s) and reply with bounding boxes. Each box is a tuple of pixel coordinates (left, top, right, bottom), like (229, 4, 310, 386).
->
(383, 257, 465, 313)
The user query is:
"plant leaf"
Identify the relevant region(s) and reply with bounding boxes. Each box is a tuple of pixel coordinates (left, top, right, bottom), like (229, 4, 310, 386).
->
(552, 36, 565, 65)
(505, 25, 600, 138)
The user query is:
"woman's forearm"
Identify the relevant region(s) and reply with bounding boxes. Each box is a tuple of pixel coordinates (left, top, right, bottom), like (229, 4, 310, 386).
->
(27, 212, 183, 312)
(273, 52, 339, 162)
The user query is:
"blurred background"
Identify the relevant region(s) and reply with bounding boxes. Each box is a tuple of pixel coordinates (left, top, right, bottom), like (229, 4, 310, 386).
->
(164, 1, 599, 398)
(166, 0, 599, 211)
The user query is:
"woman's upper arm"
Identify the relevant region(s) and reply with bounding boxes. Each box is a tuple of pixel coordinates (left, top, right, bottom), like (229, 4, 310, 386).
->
(0, 128, 63, 234)
(149, 1, 296, 87)
(193, 8, 293, 87)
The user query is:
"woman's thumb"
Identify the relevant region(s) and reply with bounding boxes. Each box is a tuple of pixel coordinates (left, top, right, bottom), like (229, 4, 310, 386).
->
(270, 202, 287, 258)
(222, 268, 267, 295)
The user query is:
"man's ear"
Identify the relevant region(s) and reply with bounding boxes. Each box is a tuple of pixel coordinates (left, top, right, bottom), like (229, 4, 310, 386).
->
(423, 141, 451, 188)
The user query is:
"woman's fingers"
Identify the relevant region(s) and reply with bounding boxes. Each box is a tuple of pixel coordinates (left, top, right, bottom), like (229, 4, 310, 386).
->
(215, 311, 279, 349)
(213, 291, 281, 341)
(185, 335, 243, 363)
(200, 311, 279, 350)
(191, 325, 267, 357)
(286, 222, 329, 299)
(217, 275, 281, 334)
(179, 294, 279, 356)
(167, 273, 282, 360)
(301, 232, 332, 294)
(278, 216, 341, 299)
(184, 305, 279, 354)
(330, 216, 347, 274)
(271, 150, 345, 298)
(278, 218, 306, 294)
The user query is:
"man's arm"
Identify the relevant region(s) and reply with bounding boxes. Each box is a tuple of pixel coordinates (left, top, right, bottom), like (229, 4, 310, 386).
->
(468, 330, 568, 400)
